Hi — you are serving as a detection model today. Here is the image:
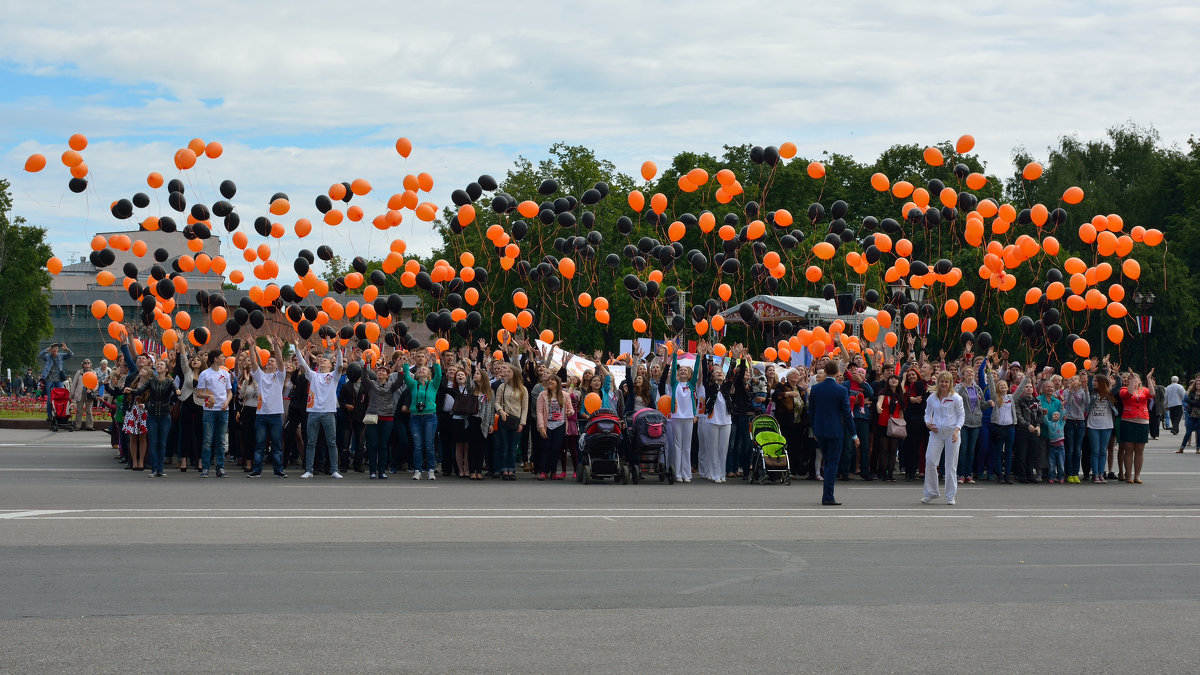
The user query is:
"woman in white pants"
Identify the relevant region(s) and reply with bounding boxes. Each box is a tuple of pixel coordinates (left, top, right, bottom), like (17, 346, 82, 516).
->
(697, 343, 734, 482)
(923, 371, 965, 505)
(668, 344, 702, 483)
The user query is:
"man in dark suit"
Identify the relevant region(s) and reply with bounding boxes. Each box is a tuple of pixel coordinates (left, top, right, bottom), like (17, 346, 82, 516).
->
(808, 360, 859, 505)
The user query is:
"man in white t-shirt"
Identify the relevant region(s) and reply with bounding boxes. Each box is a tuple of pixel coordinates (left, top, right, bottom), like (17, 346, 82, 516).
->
(194, 351, 233, 477)
(249, 336, 288, 478)
(295, 341, 344, 479)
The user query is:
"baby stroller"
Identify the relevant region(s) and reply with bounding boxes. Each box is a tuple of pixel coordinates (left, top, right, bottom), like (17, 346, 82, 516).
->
(627, 407, 672, 484)
(50, 387, 73, 432)
(577, 408, 629, 484)
(746, 414, 790, 484)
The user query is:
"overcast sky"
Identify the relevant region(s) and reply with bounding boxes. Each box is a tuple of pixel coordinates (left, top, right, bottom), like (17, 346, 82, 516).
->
(2, 0, 1197, 280)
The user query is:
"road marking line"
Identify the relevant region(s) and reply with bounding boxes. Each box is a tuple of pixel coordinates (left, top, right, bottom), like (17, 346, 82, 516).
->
(0, 510, 82, 519)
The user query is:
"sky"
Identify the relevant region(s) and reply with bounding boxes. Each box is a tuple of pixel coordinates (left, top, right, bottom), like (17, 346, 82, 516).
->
(1, 0, 1198, 284)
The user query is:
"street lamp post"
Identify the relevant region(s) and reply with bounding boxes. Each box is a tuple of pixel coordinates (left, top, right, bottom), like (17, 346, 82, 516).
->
(1132, 291, 1156, 374)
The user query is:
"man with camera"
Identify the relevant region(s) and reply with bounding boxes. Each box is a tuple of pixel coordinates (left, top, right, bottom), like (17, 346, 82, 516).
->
(39, 342, 73, 422)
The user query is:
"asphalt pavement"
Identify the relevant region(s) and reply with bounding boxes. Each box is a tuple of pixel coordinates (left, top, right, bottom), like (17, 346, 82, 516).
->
(1, 427, 1198, 673)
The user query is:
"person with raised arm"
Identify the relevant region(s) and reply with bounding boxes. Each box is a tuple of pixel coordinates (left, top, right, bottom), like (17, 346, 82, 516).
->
(402, 346, 444, 480)
(293, 340, 344, 479)
(247, 334, 288, 478)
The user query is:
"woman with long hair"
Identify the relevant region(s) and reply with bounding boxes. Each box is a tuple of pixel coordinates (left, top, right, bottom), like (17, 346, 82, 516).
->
(923, 370, 965, 505)
(1086, 367, 1116, 483)
(466, 363, 495, 480)
(448, 367, 473, 478)
(562, 374, 581, 478)
(173, 344, 205, 472)
(493, 362, 528, 481)
(133, 358, 178, 478)
(1181, 376, 1200, 453)
(122, 364, 152, 471)
(1117, 369, 1154, 483)
(901, 366, 929, 481)
(236, 354, 258, 473)
(872, 373, 905, 482)
(401, 349, 443, 480)
(536, 374, 574, 480)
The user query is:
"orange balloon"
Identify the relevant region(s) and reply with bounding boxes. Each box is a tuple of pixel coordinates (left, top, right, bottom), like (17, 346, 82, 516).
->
(923, 147, 944, 166)
(395, 137, 412, 157)
(966, 173, 987, 190)
(174, 148, 197, 170)
(632, 318, 647, 333)
(870, 173, 890, 192)
(1122, 259, 1141, 280)
(955, 135, 976, 153)
(628, 190, 645, 212)
(585, 392, 603, 414)
(1003, 308, 1019, 325)
(813, 243, 835, 260)
(1073, 339, 1091, 358)
(1063, 186, 1085, 204)
(1061, 363, 1078, 379)
(641, 161, 657, 181)
(711, 314, 725, 332)
(501, 313, 518, 333)
(578, 292, 592, 308)
(895, 238, 913, 258)
(593, 297, 609, 311)
(594, 309, 610, 325)
(807, 162, 825, 179)
(1107, 325, 1124, 345)
(24, 154, 47, 172)
(650, 192, 667, 215)
(961, 317, 978, 334)
(1022, 162, 1043, 180)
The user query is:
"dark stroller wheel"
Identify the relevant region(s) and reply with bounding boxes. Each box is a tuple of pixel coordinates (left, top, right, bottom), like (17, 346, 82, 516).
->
(784, 474, 792, 486)
(621, 465, 631, 485)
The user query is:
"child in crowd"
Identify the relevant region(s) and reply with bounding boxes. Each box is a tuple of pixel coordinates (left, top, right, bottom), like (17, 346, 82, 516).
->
(1046, 410, 1066, 484)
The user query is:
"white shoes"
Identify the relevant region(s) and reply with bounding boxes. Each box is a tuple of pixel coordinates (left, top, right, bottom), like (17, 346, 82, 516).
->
(947, 498, 956, 506)
(331, 471, 343, 479)
(412, 471, 421, 480)
(920, 496, 933, 504)
(426, 470, 436, 481)
(300, 471, 313, 479)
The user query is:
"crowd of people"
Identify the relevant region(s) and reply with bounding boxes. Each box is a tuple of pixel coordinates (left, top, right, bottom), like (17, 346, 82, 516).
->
(25, 329, 1198, 500)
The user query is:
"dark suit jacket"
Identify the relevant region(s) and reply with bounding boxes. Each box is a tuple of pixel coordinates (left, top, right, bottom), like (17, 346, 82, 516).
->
(809, 378, 856, 440)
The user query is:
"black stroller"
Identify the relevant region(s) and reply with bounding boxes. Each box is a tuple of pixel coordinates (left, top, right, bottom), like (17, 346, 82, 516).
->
(577, 408, 629, 484)
(626, 407, 672, 484)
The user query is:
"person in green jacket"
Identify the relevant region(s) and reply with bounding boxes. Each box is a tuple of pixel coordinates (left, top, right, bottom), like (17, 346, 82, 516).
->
(403, 349, 444, 480)
(1036, 380, 1063, 483)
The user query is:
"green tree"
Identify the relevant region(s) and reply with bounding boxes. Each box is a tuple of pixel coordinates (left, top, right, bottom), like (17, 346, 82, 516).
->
(0, 179, 53, 375)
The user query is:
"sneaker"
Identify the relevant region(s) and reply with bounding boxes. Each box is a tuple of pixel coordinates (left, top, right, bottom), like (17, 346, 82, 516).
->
(379, 473, 388, 480)
(966, 477, 976, 484)
(427, 470, 436, 481)
(247, 472, 261, 478)
(216, 469, 227, 478)
(947, 498, 956, 506)
(369, 473, 377, 479)
(274, 472, 288, 478)
(957, 477, 965, 484)
(413, 471, 422, 480)
(200, 470, 209, 478)
(331, 471, 344, 479)
(920, 496, 933, 504)
(300, 471, 313, 479)
(146, 471, 157, 478)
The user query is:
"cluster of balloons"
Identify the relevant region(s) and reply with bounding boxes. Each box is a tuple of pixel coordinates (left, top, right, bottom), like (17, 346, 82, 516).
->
(31, 129, 1167, 381)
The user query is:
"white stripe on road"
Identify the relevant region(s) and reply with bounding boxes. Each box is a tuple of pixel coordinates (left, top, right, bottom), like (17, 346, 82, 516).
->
(0, 510, 81, 519)
(2, 507, 1198, 521)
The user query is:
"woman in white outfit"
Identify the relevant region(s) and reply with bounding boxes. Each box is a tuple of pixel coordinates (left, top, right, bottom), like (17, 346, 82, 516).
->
(923, 370, 965, 505)
(668, 343, 702, 483)
(697, 342, 735, 482)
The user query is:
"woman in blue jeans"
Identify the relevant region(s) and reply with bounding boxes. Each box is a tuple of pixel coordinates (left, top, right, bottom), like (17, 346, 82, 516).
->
(493, 362, 529, 481)
(362, 363, 404, 479)
(131, 359, 179, 478)
(403, 350, 444, 480)
(1086, 369, 1116, 482)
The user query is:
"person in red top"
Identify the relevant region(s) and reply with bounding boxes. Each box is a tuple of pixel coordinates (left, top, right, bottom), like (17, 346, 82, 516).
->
(1117, 369, 1155, 484)
(872, 373, 906, 481)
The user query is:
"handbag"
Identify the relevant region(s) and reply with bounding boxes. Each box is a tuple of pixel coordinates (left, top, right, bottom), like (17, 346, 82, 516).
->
(886, 415, 908, 440)
(362, 413, 379, 425)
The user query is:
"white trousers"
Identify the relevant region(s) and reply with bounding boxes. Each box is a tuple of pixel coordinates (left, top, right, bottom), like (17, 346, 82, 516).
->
(697, 420, 731, 481)
(670, 417, 694, 481)
(925, 428, 961, 502)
